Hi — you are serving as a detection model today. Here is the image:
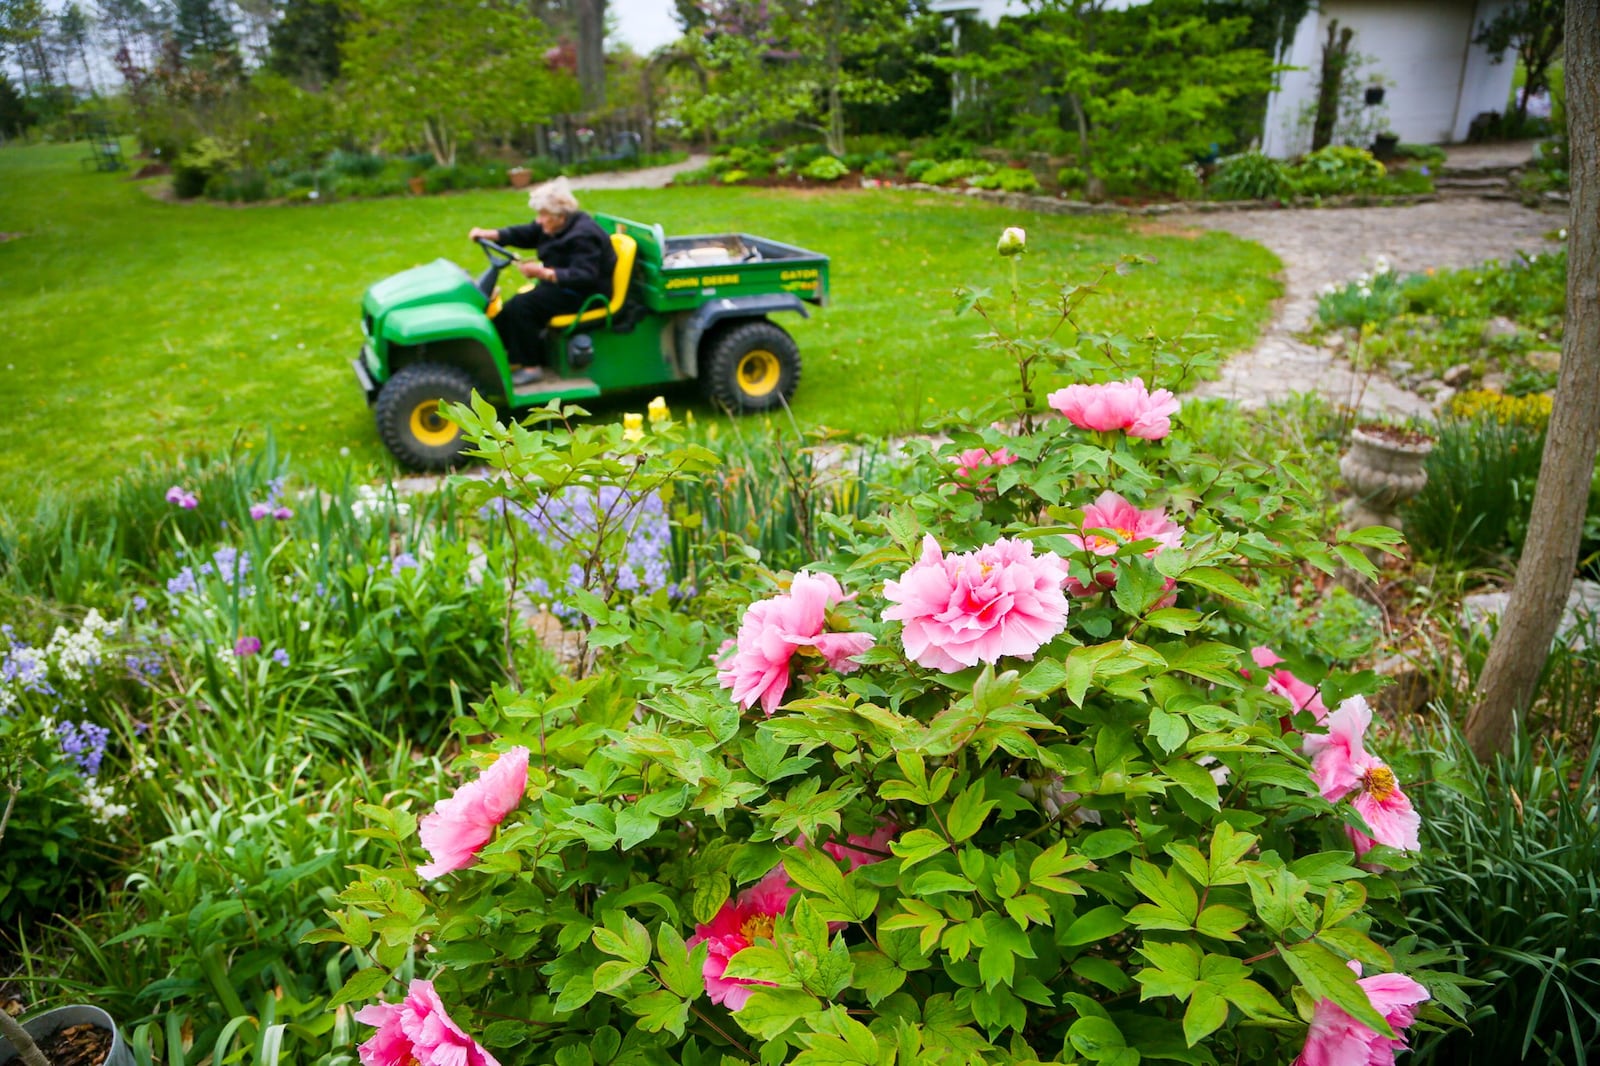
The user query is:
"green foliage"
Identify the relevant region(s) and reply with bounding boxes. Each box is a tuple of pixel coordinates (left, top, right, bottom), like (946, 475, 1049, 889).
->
(1401, 412, 1547, 571)
(917, 158, 994, 186)
(325, 266, 1440, 1063)
(800, 155, 849, 182)
(904, 158, 936, 181)
(862, 157, 898, 179)
(970, 168, 1041, 194)
(1402, 722, 1600, 1064)
(1287, 146, 1386, 197)
(713, 145, 776, 178)
(1207, 151, 1289, 201)
(1315, 261, 1407, 331)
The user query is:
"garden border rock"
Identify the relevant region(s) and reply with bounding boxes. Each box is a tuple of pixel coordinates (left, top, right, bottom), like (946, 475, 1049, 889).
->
(897, 182, 1446, 217)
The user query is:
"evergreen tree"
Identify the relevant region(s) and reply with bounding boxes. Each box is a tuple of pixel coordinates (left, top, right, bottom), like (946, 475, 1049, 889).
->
(173, 0, 235, 58)
(0, 69, 35, 137)
(267, 0, 343, 86)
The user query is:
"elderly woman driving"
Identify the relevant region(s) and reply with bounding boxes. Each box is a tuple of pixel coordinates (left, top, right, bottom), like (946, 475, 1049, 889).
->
(468, 176, 617, 386)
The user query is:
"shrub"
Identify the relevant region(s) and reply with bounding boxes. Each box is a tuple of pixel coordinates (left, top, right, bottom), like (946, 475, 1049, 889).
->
(714, 145, 775, 178)
(719, 168, 750, 185)
(904, 158, 937, 182)
(1393, 143, 1447, 167)
(172, 137, 236, 199)
(326, 253, 1446, 1066)
(800, 155, 849, 182)
(1056, 165, 1087, 193)
(671, 165, 717, 187)
(970, 168, 1041, 193)
(204, 168, 270, 202)
(1287, 146, 1386, 197)
(1207, 151, 1289, 201)
(918, 158, 995, 186)
(862, 158, 898, 179)
(325, 147, 385, 177)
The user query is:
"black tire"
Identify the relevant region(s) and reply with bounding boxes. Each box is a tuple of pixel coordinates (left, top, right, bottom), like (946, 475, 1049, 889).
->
(702, 320, 801, 414)
(375, 363, 476, 471)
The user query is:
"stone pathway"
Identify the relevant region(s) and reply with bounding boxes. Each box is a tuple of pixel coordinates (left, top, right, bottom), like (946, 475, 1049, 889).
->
(567, 154, 710, 191)
(1170, 199, 1565, 416)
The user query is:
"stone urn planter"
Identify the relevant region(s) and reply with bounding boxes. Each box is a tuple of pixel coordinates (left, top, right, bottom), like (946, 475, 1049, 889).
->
(508, 166, 532, 188)
(0, 1004, 135, 1066)
(1339, 423, 1435, 530)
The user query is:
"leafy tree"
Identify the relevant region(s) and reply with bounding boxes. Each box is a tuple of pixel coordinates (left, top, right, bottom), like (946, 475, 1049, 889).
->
(0, 0, 58, 95)
(94, 0, 165, 70)
(1474, 0, 1565, 123)
(56, 2, 97, 96)
(574, 0, 605, 110)
(341, 0, 554, 166)
(672, 0, 929, 155)
(267, 0, 344, 87)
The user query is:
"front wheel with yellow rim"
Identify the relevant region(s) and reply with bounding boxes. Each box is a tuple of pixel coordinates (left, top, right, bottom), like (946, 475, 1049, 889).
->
(374, 362, 476, 471)
(703, 320, 801, 414)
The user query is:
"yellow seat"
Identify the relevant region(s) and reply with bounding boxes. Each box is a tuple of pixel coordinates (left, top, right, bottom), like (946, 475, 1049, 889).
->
(546, 233, 637, 329)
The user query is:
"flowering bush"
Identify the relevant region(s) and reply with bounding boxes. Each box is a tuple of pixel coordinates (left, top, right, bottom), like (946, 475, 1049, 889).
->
(324, 251, 1448, 1064)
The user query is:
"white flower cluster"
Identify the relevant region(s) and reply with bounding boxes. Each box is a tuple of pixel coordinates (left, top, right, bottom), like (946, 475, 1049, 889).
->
(81, 779, 132, 825)
(351, 485, 412, 520)
(43, 609, 118, 682)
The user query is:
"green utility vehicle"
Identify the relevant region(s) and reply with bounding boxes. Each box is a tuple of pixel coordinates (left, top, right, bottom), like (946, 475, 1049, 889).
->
(352, 212, 829, 470)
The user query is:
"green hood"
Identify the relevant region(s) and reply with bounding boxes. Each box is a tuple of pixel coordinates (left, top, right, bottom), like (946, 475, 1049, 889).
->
(363, 259, 485, 316)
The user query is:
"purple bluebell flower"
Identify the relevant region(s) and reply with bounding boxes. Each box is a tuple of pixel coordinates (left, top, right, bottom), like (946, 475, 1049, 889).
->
(125, 652, 163, 681)
(131, 594, 148, 612)
(56, 720, 109, 776)
(166, 567, 198, 596)
(271, 647, 290, 667)
(391, 552, 419, 575)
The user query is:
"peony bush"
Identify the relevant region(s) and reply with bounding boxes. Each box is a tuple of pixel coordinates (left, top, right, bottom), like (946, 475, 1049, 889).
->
(320, 246, 1450, 1064)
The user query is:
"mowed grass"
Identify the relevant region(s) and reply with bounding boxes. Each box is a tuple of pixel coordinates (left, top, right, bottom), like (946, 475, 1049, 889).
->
(0, 142, 1280, 502)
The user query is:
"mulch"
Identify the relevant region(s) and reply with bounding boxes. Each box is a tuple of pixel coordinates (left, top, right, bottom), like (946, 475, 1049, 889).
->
(31, 1022, 112, 1066)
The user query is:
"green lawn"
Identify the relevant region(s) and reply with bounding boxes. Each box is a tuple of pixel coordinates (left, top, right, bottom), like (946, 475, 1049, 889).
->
(0, 142, 1280, 502)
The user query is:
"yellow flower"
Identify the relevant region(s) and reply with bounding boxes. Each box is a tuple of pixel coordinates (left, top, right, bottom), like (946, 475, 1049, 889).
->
(647, 395, 670, 424)
(623, 413, 644, 441)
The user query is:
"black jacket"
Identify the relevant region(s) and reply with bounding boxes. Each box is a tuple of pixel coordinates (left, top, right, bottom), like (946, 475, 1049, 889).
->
(497, 211, 618, 298)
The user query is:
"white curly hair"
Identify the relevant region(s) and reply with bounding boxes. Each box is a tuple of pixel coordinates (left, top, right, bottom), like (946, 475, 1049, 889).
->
(527, 175, 580, 217)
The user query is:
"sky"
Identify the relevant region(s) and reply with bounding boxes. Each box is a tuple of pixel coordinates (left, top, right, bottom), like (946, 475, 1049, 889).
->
(609, 0, 684, 56)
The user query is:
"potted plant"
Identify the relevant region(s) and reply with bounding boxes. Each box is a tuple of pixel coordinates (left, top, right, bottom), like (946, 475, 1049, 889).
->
(0, 1003, 135, 1066)
(1339, 422, 1435, 530)
(508, 166, 532, 188)
(407, 174, 427, 196)
(1371, 126, 1400, 163)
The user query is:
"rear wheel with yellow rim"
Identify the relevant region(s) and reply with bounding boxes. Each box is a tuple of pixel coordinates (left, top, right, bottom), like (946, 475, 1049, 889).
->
(375, 363, 476, 471)
(703, 320, 801, 413)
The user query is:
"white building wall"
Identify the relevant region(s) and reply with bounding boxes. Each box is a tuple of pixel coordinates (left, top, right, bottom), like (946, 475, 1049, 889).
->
(1261, 0, 1519, 157)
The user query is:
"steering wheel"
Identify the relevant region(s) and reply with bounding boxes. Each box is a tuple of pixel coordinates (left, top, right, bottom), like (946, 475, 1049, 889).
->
(475, 237, 520, 268)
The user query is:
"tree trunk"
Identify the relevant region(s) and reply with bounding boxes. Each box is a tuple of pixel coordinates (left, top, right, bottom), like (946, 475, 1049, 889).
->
(1311, 21, 1352, 151)
(574, 0, 605, 112)
(824, 0, 844, 156)
(1464, 0, 1600, 761)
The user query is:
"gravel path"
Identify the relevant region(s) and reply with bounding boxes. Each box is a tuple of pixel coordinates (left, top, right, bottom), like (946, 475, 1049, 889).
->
(567, 155, 711, 191)
(1169, 200, 1565, 416)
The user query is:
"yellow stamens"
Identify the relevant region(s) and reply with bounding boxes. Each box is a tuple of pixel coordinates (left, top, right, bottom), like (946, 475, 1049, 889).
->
(1362, 765, 1398, 803)
(740, 913, 775, 941)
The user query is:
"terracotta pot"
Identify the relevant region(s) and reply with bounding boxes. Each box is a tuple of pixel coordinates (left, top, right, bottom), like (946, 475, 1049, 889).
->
(1339, 425, 1434, 529)
(408, 175, 426, 196)
(0, 1004, 135, 1066)
(508, 167, 532, 188)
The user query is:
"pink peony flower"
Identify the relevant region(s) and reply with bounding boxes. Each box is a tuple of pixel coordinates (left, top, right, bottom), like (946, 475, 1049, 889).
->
(1294, 962, 1429, 1066)
(883, 535, 1070, 672)
(1062, 491, 1183, 596)
(717, 572, 875, 717)
(355, 979, 500, 1066)
(953, 446, 1017, 480)
(1047, 377, 1180, 440)
(1303, 697, 1421, 856)
(416, 747, 530, 880)
(821, 820, 897, 870)
(687, 868, 798, 1011)
(1251, 646, 1329, 723)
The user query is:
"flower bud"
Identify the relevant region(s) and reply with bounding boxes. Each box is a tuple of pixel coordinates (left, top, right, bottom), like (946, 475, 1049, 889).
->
(623, 413, 645, 441)
(997, 226, 1027, 257)
(647, 395, 670, 424)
